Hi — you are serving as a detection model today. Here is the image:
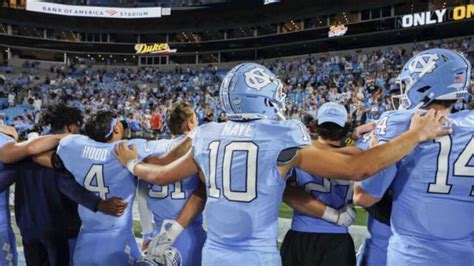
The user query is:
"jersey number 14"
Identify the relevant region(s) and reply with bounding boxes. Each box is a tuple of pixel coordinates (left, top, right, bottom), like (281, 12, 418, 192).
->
(428, 136, 474, 196)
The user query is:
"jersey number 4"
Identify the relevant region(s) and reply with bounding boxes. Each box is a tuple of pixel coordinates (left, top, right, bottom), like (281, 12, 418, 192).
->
(428, 136, 474, 196)
(84, 164, 109, 200)
(208, 141, 257, 203)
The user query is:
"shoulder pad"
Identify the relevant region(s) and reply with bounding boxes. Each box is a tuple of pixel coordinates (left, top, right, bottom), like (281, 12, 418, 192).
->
(127, 139, 153, 160)
(281, 119, 311, 149)
(374, 110, 413, 142)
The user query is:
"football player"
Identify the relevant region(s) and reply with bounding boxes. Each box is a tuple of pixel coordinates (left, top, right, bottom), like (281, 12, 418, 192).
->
(145, 104, 358, 265)
(281, 102, 357, 266)
(0, 105, 128, 266)
(353, 48, 473, 266)
(55, 111, 157, 265)
(0, 126, 68, 266)
(354, 133, 393, 266)
(114, 63, 448, 266)
(138, 102, 205, 266)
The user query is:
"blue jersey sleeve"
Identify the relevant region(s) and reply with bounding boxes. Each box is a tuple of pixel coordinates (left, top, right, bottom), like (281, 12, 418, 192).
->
(358, 165, 397, 198)
(374, 111, 413, 143)
(191, 123, 213, 162)
(127, 139, 157, 160)
(357, 112, 408, 198)
(147, 140, 167, 157)
(285, 120, 311, 149)
(357, 113, 406, 198)
(56, 135, 77, 162)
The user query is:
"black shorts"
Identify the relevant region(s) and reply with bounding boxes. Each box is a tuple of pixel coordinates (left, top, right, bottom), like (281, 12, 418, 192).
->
(280, 229, 356, 266)
(23, 237, 72, 266)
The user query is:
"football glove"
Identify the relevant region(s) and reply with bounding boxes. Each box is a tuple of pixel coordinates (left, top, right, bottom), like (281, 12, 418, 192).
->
(322, 204, 356, 227)
(148, 219, 184, 257)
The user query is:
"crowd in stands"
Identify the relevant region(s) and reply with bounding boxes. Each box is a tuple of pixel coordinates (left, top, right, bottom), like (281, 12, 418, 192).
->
(0, 37, 472, 139)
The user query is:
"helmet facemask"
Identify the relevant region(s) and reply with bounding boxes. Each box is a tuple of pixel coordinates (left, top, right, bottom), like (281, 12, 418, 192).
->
(392, 76, 413, 110)
(271, 79, 287, 120)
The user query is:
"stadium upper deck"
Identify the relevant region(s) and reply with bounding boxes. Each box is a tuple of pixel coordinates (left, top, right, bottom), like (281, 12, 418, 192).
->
(0, 0, 473, 65)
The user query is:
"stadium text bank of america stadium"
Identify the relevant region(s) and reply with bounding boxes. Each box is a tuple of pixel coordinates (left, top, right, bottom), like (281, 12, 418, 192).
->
(0, 0, 473, 266)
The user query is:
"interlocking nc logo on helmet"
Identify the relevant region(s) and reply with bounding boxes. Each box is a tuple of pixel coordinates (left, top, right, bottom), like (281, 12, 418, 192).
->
(244, 67, 274, 91)
(408, 54, 439, 77)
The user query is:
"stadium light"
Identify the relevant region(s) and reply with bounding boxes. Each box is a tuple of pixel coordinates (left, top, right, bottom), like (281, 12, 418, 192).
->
(264, 0, 280, 5)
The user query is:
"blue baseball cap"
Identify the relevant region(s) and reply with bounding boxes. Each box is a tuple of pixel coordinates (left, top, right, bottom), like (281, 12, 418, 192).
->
(317, 102, 348, 127)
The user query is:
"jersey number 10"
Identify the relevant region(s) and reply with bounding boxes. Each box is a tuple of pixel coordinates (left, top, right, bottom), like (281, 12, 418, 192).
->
(207, 141, 257, 203)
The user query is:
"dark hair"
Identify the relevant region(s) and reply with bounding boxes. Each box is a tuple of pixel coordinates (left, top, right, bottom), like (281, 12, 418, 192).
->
(167, 102, 195, 135)
(316, 121, 349, 141)
(84, 110, 116, 142)
(40, 104, 83, 132)
(301, 114, 314, 127)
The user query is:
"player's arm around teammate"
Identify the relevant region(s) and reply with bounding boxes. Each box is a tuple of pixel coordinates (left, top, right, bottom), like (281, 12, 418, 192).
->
(115, 108, 449, 186)
(144, 136, 192, 165)
(291, 109, 450, 181)
(283, 185, 356, 227)
(0, 131, 68, 164)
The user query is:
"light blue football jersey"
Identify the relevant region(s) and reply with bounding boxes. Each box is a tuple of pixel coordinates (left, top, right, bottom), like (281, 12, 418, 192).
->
(357, 216, 392, 266)
(192, 119, 310, 252)
(0, 133, 14, 232)
(360, 110, 474, 266)
(141, 135, 205, 266)
(291, 168, 353, 234)
(57, 135, 153, 232)
(143, 136, 203, 228)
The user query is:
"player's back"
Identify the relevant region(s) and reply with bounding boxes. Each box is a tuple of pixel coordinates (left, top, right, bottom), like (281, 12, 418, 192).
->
(291, 169, 352, 233)
(192, 119, 310, 251)
(145, 136, 202, 227)
(376, 110, 474, 264)
(57, 135, 148, 232)
(143, 136, 205, 266)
